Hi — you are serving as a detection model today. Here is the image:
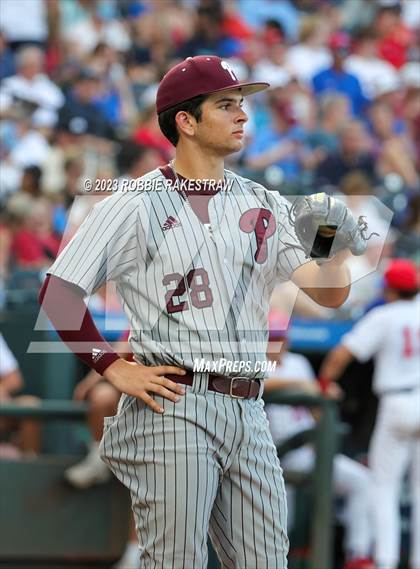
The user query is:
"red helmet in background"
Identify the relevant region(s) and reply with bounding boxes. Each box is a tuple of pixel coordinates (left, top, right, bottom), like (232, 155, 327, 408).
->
(383, 259, 418, 291)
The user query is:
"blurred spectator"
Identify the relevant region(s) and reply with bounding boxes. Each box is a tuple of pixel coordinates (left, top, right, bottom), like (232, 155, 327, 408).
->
(220, 1, 253, 41)
(394, 195, 420, 263)
(239, 0, 299, 42)
(315, 120, 376, 188)
(345, 27, 400, 101)
(252, 22, 290, 87)
(244, 95, 305, 183)
(340, 0, 377, 32)
(375, 3, 414, 69)
(133, 103, 174, 162)
(400, 62, 420, 92)
(85, 44, 125, 127)
(7, 195, 60, 270)
(0, 31, 15, 80)
(304, 94, 351, 171)
(0, 46, 64, 113)
(177, 1, 242, 59)
(285, 15, 332, 85)
(47, 154, 85, 235)
(85, 42, 137, 127)
(401, 0, 420, 29)
(0, 0, 48, 49)
(400, 72, 420, 173)
(0, 152, 21, 204)
(8, 112, 51, 169)
(116, 141, 164, 181)
(369, 100, 418, 189)
(20, 165, 43, 198)
(41, 130, 84, 197)
(0, 333, 41, 457)
(57, 68, 116, 139)
(128, 2, 193, 68)
(340, 171, 391, 240)
(0, 209, 13, 286)
(312, 31, 368, 117)
(61, 0, 131, 58)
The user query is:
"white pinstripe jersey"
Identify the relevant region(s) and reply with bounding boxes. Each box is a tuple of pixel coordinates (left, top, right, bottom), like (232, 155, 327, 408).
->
(48, 168, 308, 378)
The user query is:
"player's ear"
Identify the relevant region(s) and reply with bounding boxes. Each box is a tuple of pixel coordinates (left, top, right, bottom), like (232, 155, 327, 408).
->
(175, 111, 196, 137)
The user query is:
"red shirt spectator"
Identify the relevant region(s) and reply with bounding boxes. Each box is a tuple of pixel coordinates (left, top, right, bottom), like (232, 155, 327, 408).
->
(375, 5, 414, 69)
(133, 107, 174, 163)
(9, 197, 61, 269)
(11, 229, 60, 267)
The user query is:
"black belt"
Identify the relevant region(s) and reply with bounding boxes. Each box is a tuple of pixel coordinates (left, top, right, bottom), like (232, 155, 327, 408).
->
(166, 371, 261, 399)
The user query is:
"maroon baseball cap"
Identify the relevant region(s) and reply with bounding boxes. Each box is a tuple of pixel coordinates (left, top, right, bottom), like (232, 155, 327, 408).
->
(156, 55, 269, 114)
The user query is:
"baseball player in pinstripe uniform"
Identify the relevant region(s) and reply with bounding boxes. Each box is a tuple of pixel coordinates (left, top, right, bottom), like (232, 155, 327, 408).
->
(41, 56, 368, 568)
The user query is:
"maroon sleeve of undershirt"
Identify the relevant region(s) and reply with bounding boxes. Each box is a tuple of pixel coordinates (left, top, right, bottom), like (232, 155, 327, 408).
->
(39, 274, 121, 375)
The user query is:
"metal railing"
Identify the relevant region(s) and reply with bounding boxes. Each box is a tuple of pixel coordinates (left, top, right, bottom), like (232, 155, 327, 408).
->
(0, 400, 89, 420)
(264, 390, 340, 569)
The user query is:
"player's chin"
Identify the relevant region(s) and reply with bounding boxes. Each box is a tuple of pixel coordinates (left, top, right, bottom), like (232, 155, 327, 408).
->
(223, 139, 244, 155)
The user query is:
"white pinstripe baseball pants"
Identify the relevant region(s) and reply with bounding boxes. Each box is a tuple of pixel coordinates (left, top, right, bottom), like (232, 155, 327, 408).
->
(100, 375, 289, 569)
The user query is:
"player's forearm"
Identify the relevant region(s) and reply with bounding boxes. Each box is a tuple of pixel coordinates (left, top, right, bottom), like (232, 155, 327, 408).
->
(319, 345, 354, 382)
(294, 257, 351, 308)
(310, 259, 351, 308)
(39, 274, 121, 375)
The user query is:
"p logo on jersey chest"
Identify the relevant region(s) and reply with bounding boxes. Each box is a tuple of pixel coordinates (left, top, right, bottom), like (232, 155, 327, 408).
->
(239, 208, 276, 264)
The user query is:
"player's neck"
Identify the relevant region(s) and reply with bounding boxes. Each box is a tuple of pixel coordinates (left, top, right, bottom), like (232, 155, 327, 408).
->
(173, 145, 224, 182)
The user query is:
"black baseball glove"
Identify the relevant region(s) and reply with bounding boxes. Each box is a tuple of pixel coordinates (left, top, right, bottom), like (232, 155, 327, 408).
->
(287, 193, 378, 262)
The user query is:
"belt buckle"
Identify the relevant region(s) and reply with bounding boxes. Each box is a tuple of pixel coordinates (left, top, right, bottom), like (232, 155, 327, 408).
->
(229, 376, 249, 399)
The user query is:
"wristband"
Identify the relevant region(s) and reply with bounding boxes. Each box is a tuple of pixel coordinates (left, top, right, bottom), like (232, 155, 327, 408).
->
(318, 376, 330, 394)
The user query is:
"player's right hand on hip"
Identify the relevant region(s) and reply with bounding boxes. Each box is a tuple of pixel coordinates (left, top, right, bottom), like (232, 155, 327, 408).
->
(103, 359, 187, 413)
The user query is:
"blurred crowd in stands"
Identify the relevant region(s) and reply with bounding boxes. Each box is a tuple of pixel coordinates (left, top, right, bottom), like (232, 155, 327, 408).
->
(0, 0, 419, 317)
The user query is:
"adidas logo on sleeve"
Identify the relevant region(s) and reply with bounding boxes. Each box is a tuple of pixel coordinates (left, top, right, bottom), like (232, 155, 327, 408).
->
(162, 216, 181, 231)
(92, 348, 105, 362)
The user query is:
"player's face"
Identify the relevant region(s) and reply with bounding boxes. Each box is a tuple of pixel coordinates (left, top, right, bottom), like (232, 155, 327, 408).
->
(194, 89, 248, 156)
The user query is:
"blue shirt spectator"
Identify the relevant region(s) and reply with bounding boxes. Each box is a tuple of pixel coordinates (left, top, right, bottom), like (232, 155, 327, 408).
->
(312, 68, 368, 117)
(244, 105, 305, 182)
(93, 88, 121, 126)
(313, 31, 369, 117)
(0, 33, 15, 80)
(239, 0, 299, 41)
